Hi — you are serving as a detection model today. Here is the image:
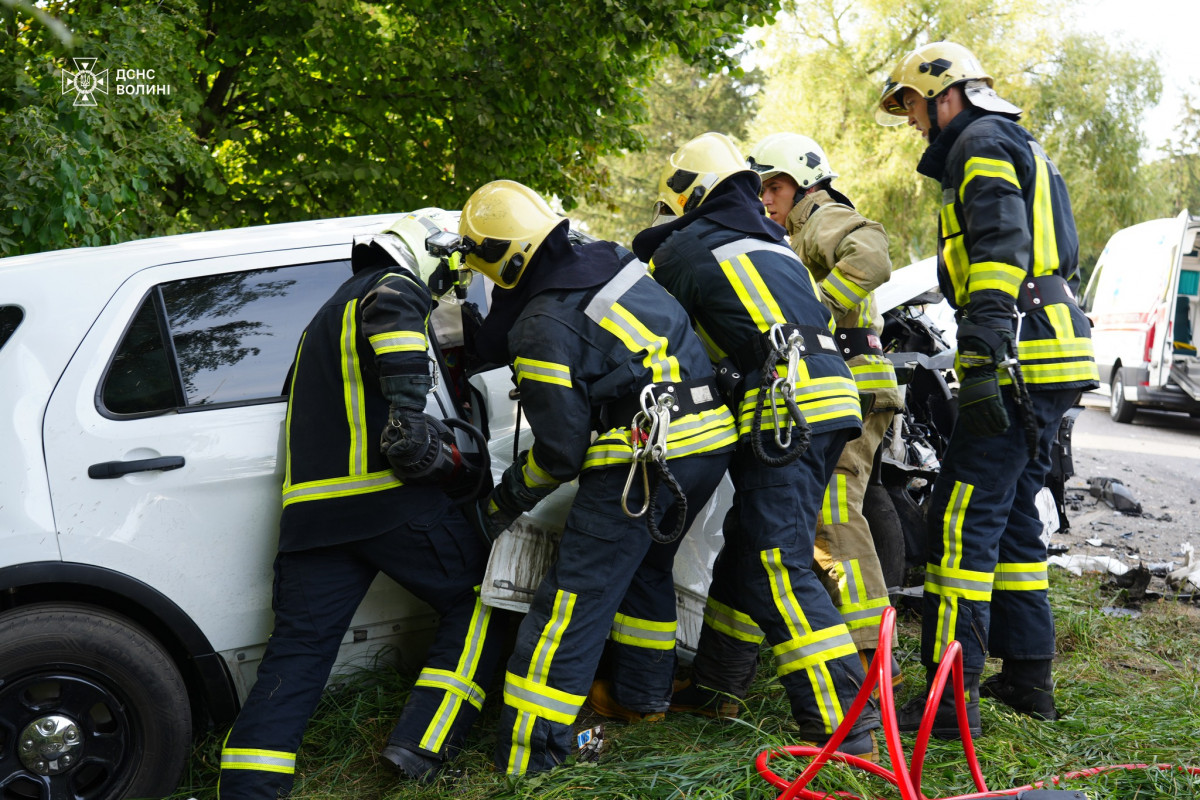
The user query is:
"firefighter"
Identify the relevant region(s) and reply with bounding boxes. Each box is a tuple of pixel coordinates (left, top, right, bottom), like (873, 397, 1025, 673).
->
(457, 180, 738, 776)
(876, 41, 1099, 737)
(633, 132, 880, 755)
(217, 210, 504, 798)
(749, 132, 903, 666)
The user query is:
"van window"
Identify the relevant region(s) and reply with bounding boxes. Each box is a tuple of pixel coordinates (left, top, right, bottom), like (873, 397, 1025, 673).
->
(0, 305, 22, 351)
(101, 260, 352, 415)
(1087, 227, 1174, 315)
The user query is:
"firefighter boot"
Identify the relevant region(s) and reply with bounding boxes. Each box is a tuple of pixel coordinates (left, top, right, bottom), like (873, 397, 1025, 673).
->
(980, 659, 1057, 721)
(668, 678, 740, 719)
(896, 672, 981, 739)
(380, 744, 443, 783)
(586, 679, 666, 723)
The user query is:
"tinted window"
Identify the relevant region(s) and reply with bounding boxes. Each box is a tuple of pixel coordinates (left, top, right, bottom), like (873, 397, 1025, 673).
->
(0, 305, 22, 350)
(102, 260, 352, 414)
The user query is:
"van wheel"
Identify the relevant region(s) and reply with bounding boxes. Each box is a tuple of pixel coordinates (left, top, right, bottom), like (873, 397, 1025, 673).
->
(0, 603, 191, 800)
(1109, 371, 1137, 423)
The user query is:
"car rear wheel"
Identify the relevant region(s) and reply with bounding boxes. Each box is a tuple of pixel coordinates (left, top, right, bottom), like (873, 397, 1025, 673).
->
(0, 603, 191, 800)
(1109, 370, 1137, 424)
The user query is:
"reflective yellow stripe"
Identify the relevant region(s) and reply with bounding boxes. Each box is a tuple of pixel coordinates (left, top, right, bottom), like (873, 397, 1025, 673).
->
(839, 596, 890, 632)
(283, 333, 305, 488)
(933, 480, 972, 661)
(1021, 359, 1099, 384)
(220, 747, 296, 774)
(821, 270, 870, 310)
(522, 451, 557, 489)
(610, 613, 677, 650)
(703, 597, 765, 643)
(600, 302, 682, 383)
(1031, 153, 1060, 276)
(513, 357, 572, 388)
(529, 589, 575, 684)
(1018, 336, 1096, 359)
(507, 709, 537, 776)
(581, 406, 736, 469)
(772, 625, 858, 675)
(969, 261, 1026, 297)
(695, 322, 728, 363)
(994, 561, 1049, 591)
(340, 300, 369, 476)
(849, 359, 897, 391)
(926, 562, 995, 601)
(282, 469, 402, 507)
(368, 330, 427, 354)
(960, 156, 1020, 202)
(503, 672, 585, 725)
(761, 547, 812, 640)
(820, 474, 849, 526)
(417, 595, 493, 752)
(736, 373, 861, 435)
(720, 252, 787, 331)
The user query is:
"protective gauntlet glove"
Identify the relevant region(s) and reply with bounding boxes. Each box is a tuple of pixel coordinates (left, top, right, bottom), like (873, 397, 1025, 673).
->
(956, 322, 1014, 439)
(380, 406, 440, 476)
(479, 451, 556, 541)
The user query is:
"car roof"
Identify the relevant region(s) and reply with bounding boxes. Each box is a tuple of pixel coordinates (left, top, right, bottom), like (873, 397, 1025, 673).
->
(0, 213, 403, 278)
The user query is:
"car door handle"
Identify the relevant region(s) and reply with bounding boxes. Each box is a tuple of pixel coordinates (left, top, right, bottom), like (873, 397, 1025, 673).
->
(88, 456, 186, 479)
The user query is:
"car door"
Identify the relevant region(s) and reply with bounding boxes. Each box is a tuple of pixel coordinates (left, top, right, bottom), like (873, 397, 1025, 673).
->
(42, 246, 436, 698)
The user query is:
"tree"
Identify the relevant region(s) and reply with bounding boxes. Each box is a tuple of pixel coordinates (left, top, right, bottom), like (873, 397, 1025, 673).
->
(0, 0, 782, 257)
(746, 0, 1163, 277)
(1147, 86, 1200, 217)
(572, 53, 765, 245)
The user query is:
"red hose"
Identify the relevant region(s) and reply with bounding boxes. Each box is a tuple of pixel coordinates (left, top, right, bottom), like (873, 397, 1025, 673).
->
(754, 606, 1200, 800)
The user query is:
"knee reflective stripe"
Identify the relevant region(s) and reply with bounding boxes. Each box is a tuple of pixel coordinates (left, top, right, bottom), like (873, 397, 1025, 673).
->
(994, 561, 1049, 591)
(610, 612, 677, 650)
(503, 671, 586, 725)
(702, 597, 765, 643)
(772, 625, 855, 732)
(820, 475, 849, 526)
(505, 589, 579, 775)
(415, 595, 491, 752)
(925, 563, 993, 601)
(219, 747, 296, 775)
(417, 667, 486, 709)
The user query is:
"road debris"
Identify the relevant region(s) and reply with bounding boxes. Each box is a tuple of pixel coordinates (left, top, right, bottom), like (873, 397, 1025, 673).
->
(1087, 476, 1142, 515)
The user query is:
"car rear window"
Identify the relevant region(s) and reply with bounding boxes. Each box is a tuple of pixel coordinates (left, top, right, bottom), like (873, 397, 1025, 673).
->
(0, 305, 21, 351)
(101, 260, 352, 416)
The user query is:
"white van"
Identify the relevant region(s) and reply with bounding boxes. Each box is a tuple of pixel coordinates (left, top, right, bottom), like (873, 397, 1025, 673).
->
(1081, 210, 1200, 422)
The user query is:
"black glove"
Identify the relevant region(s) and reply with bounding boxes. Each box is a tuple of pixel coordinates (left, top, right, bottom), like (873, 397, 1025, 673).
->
(956, 322, 1014, 438)
(380, 406, 441, 476)
(480, 494, 522, 542)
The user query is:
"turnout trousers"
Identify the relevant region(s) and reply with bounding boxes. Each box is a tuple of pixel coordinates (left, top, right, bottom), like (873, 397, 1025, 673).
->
(218, 495, 502, 799)
(495, 451, 730, 776)
(814, 406, 896, 650)
(920, 388, 1077, 674)
(692, 430, 880, 741)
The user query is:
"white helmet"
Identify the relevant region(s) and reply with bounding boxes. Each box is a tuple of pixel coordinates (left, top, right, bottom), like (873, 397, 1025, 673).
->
(379, 208, 470, 299)
(747, 133, 838, 190)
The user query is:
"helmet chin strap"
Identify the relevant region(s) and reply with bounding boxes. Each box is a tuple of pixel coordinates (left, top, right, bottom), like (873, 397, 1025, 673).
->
(925, 96, 943, 143)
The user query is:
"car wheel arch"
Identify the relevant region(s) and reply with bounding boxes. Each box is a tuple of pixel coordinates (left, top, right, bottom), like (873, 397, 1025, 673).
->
(0, 561, 239, 731)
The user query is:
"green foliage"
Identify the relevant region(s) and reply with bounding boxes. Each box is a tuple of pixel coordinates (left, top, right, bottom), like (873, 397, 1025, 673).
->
(168, 571, 1200, 799)
(1146, 85, 1200, 218)
(0, 0, 782, 257)
(747, 0, 1166, 278)
(572, 53, 765, 245)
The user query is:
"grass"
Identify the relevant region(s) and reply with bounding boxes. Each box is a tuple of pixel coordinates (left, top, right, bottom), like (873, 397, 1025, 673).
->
(169, 571, 1200, 799)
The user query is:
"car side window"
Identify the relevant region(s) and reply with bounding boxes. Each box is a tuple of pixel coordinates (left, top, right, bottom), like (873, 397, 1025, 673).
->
(0, 305, 22, 351)
(101, 260, 352, 415)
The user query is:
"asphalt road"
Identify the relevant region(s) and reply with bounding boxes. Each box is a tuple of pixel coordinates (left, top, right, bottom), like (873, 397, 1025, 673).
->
(1055, 392, 1200, 580)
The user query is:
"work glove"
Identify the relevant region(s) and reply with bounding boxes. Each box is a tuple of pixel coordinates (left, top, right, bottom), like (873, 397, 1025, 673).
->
(955, 322, 1014, 439)
(380, 406, 440, 475)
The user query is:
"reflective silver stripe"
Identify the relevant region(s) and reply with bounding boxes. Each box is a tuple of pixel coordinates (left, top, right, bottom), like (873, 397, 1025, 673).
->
(416, 670, 485, 708)
(773, 629, 857, 672)
(610, 616, 677, 647)
(282, 471, 401, 505)
(703, 600, 764, 642)
(823, 271, 870, 305)
(840, 601, 888, 625)
(369, 330, 427, 352)
(220, 750, 296, 773)
(840, 560, 863, 605)
(710, 239, 801, 265)
(532, 592, 573, 680)
(503, 675, 582, 720)
(926, 570, 993, 597)
(584, 259, 648, 323)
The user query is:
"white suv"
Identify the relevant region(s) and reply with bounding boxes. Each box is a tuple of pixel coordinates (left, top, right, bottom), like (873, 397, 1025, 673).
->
(0, 216, 730, 799)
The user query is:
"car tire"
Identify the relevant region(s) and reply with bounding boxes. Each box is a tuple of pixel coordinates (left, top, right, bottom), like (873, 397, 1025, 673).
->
(863, 483, 906, 590)
(0, 603, 191, 800)
(1109, 370, 1136, 424)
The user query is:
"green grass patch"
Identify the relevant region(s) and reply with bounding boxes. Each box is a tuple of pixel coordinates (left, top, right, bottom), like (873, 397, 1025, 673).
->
(171, 572, 1200, 799)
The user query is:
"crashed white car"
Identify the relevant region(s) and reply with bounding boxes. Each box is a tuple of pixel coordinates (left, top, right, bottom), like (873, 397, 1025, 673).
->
(0, 216, 942, 799)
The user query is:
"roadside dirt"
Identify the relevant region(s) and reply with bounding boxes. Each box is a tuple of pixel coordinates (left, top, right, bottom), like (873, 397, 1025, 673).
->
(1051, 393, 1200, 598)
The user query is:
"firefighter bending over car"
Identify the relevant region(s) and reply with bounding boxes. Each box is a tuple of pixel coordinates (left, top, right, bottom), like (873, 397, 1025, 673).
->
(454, 180, 738, 776)
(631, 132, 881, 757)
(217, 210, 503, 797)
(877, 41, 1099, 738)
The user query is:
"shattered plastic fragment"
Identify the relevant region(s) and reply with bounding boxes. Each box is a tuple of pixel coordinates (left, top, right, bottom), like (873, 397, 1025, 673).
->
(1087, 476, 1142, 515)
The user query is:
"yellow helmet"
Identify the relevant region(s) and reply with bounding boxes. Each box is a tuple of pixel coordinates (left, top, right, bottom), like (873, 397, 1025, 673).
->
(875, 41, 992, 126)
(747, 133, 838, 190)
(654, 132, 758, 219)
(459, 180, 563, 289)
